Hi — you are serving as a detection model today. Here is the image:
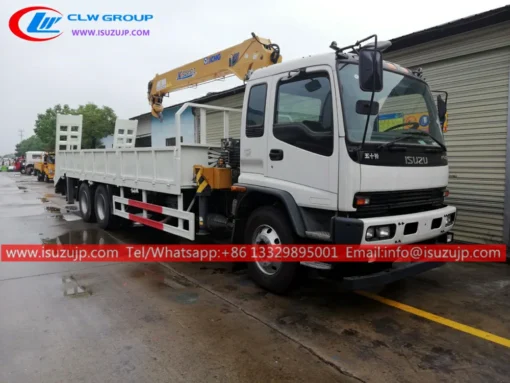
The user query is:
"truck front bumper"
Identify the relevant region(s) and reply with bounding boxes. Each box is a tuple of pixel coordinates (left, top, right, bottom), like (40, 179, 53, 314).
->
(300, 206, 457, 289)
(304, 231, 453, 290)
(331, 205, 456, 245)
(340, 261, 444, 290)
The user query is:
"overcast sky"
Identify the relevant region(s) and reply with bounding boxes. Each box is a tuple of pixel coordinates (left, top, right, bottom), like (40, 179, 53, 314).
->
(1, 0, 508, 154)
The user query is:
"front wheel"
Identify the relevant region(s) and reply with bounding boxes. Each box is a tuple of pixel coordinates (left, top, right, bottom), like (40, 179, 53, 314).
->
(245, 206, 301, 294)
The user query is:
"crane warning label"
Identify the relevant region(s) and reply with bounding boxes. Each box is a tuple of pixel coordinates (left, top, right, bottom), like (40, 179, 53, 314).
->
(177, 68, 196, 80)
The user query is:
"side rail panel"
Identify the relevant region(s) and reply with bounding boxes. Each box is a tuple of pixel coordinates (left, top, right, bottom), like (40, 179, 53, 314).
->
(113, 195, 195, 241)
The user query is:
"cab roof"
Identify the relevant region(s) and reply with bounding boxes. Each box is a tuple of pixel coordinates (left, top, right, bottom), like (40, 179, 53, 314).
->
(249, 51, 422, 81)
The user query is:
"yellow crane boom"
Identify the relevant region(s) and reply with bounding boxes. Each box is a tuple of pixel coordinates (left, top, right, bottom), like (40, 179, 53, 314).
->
(147, 33, 282, 120)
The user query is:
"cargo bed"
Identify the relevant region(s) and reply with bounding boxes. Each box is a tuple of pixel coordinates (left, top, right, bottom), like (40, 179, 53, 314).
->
(58, 144, 212, 195)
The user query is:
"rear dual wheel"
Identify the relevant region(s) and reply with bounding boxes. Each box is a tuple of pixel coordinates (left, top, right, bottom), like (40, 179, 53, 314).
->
(79, 183, 124, 230)
(94, 185, 122, 230)
(78, 183, 126, 230)
(78, 183, 96, 222)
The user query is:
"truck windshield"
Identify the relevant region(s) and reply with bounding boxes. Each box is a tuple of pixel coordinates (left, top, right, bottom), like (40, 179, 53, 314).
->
(48, 156, 55, 164)
(338, 64, 444, 147)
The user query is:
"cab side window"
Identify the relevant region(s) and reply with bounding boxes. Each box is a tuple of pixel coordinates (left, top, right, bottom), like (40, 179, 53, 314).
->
(273, 72, 333, 156)
(246, 84, 267, 138)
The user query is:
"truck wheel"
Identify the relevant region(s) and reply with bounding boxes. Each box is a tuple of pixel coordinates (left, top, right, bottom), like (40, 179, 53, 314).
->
(37, 173, 43, 182)
(78, 183, 96, 222)
(94, 185, 120, 230)
(44, 174, 49, 183)
(245, 206, 301, 294)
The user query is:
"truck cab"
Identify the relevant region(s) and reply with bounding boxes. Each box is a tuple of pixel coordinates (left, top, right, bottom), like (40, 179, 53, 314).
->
(35, 152, 55, 182)
(234, 47, 456, 292)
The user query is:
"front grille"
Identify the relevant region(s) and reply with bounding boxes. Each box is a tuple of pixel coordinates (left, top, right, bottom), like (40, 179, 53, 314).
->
(353, 188, 445, 218)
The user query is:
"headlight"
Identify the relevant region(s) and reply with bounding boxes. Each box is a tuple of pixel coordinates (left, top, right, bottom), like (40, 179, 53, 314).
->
(376, 226, 391, 238)
(366, 224, 395, 241)
(445, 213, 455, 226)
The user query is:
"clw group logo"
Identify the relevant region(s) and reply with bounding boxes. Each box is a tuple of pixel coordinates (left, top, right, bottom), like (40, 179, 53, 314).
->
(9, 6, 154, 42)
(9, 6, 63, 42)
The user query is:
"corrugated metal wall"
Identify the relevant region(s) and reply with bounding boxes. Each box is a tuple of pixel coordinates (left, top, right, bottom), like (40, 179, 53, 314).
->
(386, 21, 510, 243)
(197, 93, 245, 146)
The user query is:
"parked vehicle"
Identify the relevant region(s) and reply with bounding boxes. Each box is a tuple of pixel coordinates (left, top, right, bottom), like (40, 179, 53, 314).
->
(14, 157, 24, 173)
(34, 152, 55, 182)
(55, 34, 456, 293)
(23, 151, 45, 175)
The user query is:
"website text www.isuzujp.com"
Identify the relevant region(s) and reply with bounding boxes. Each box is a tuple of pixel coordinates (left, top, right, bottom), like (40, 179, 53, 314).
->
(71, 29, 150, 37)
(0, 244, 506, 263)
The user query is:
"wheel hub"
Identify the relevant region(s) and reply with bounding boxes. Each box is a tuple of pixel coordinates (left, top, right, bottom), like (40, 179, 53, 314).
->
(252, 224, 282, 276)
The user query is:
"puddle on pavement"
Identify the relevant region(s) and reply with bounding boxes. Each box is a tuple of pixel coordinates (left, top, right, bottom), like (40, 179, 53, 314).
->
(44, 205, 81, 221)
(43, 229, 120, 245)
(170, 291, 199, 305)
(17, 186, 26, 190)
(39, 197, 49, 203)
(62, 214, 81, 222)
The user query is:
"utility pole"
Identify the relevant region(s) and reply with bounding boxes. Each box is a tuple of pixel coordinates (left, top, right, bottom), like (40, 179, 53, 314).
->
(18, 129, 24, 142)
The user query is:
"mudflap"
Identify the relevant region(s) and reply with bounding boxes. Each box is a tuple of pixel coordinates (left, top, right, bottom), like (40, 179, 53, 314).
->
(55, 176, 66, 195)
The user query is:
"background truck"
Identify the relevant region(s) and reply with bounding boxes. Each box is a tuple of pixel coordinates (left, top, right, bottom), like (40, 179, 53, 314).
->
(54, 34, 456, 293)
(23, 151, 45, 175)
(34, 152, 55, 182)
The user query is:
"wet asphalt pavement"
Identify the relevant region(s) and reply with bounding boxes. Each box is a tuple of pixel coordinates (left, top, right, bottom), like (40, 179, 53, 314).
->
(1, 172, 510, 383)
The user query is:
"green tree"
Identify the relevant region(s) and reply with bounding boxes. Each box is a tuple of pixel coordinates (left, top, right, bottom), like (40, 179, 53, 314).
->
(75, 104, 117, 149)
(34, 103, 117, 150)
(15, 135, 45, 157)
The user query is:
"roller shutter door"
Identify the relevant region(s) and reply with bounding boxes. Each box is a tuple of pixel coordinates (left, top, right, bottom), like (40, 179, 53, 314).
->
(386, 22, 510, 243)
(423, 49, 510, 243)
(197, 93, 245, 146)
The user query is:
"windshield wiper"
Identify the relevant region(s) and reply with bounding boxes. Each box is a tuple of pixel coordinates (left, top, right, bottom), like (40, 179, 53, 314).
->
(377, 131, 446, 151)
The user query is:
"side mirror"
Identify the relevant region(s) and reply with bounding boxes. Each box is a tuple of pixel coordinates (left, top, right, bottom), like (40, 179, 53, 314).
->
(437, 95, 448, 133)
(358, 48, 383, 92)
(437, 95, 446, 119)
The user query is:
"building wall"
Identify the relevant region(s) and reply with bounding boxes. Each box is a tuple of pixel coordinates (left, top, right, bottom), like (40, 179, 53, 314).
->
(150, 106, 195, 148)
(386, 21, 510, 243)
(197, 92, 245, 146)
(135, 114, 152, 137)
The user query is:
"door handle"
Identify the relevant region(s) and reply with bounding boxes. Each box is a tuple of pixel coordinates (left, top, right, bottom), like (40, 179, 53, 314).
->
(269, 149, 284, 161)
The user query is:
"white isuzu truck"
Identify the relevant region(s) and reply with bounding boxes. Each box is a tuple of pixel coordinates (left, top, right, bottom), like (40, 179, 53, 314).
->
(54, 35, 456, 293)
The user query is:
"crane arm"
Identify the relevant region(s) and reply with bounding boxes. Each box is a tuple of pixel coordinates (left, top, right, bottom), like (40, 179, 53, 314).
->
(147, 33, 282, 120)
